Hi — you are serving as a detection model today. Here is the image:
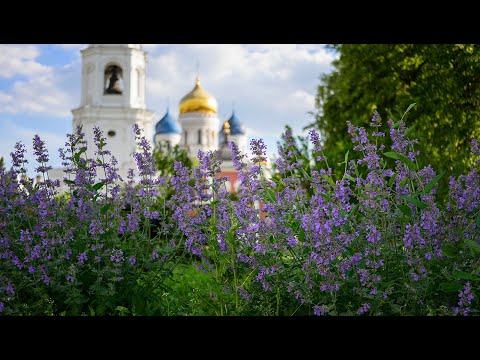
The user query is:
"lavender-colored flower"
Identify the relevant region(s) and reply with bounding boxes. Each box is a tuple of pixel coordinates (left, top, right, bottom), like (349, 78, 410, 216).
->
(250, 139, 267, 165)
(33, 134, 53, 174)
(41, 274, 51, 286)
(78, 251, 88, 265)
(236, 286, 252, 301)
(10, 142, 28, 170)
(453, 282, 474, 316)
(366, 225, 381, 244)
(229, 141, 247, 171)
(0, 302, 4, 312)
(128, 256, 136, 266)
(5, 283, 15, 295)
(92, 126, 111, 157)
(110, 249, 124, 264)
(358, 303, 371, 315)
(313, 305, 329, 316)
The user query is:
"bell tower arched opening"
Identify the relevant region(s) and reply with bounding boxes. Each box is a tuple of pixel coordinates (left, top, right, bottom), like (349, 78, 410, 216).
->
(104, 64, 124, 94)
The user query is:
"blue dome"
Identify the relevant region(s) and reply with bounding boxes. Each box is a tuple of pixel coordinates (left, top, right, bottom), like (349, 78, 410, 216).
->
(219, 111, 245, 144)
(155, 110, 182, 136)
(226, 111, 245, 135)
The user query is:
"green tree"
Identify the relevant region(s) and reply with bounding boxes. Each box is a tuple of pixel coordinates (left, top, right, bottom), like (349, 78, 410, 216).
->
(309, 44, 480, 197)
(152, 141, 194, 177)
(0, 156, 4, 171)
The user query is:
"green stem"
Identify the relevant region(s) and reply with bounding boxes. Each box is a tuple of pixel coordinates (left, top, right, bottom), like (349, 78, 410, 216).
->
(214, 260, 224, 316)
(231, 238, 239, 311)
(276, 271, 280, 316)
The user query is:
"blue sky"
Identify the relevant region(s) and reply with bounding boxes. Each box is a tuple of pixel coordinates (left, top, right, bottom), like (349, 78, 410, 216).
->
(0, 44, 337, 174)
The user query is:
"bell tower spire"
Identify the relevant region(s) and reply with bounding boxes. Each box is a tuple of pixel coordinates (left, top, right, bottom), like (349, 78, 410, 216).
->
(72, 44, 155, 179)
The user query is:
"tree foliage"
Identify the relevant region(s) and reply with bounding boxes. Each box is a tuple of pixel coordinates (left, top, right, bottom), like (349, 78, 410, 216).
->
(310, 44, 480, 197)
(152, 141, 194, 177)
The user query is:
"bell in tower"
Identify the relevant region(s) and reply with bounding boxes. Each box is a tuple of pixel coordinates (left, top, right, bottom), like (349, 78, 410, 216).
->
(104, 65, 123, 94)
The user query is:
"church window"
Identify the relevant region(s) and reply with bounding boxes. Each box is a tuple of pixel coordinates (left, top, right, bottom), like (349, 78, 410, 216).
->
(107, 130, 116, 137)
(198, 129, 202, 145)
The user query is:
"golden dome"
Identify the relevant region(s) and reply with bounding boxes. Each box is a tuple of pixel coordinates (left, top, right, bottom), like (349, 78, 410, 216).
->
(179, 78, 218, 114)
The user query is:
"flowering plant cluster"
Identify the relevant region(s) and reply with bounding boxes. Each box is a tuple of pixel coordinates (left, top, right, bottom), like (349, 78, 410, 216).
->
(1, 109, 479, 316)
(0, 125, 183, 315)
(167, 110, 480, 316)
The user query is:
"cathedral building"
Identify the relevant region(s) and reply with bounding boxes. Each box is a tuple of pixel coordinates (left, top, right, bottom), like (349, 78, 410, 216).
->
(153, 77, 247, 158)
(49, 44, 249, 193)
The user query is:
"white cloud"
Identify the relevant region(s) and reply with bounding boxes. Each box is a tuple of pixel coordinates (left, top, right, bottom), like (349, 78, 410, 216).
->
(145, 44, 333, 121)
(0, 45, 80, 117)
(0, 92, 13, 102)
(54, 44, 86, 51)
(0, 73, 76, 117)
(0, 45, 51, 79)
(0, 119, 66, 174)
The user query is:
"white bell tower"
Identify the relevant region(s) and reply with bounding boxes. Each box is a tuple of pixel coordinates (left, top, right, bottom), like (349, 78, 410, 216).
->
(72, 44, 155, 179)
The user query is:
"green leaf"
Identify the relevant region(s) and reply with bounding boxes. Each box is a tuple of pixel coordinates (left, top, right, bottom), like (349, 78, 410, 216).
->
(297, 228, 305, 243)
(383, 152, 417, 171)
(92, 182, 104, 191)
(89, 306, 95, 316)
(441, 283, 463, 293)
(348, 203, 359, 220)
(471, 266, 480, 276)
(420, 172, 445, 195)
(401, 195, 427, 209)
(73, 147, 87, 163)
(464, 239, 480, 256)
(389, 303, 403, 315)
(476, 213, 480, 228)
(321, 174, 336, 187)
(442, 244, 457, 258)
(115, 306, 130, 315)
(101, 203, 111, 215)
(263, 188, 277, 202)
(320, 192, 333, 202)
(399, 177, 409, 187)
(387, 173, 397, 187)
(401, 102, 417, 122)
(344, 174, 355, 182)
(64, 179, 75, 185)
(453, 271, 477, 281)
(404, 124, 417, 138)
(338, 150, 350, 168)
(99, 229, 114, 241)
(398, 204, 412, 217)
